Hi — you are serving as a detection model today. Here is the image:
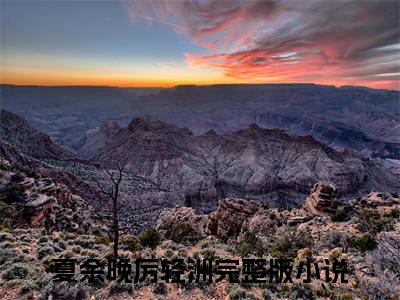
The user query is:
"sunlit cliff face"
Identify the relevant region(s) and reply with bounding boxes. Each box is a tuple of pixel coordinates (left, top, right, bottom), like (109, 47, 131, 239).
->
(124, 0, 400, 89)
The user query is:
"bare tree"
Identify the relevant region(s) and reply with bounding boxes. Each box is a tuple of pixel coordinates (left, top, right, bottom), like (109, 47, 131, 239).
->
(91, 162, 123, 259)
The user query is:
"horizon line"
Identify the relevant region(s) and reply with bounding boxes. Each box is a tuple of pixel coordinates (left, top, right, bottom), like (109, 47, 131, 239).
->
(1, 82, 398, 92)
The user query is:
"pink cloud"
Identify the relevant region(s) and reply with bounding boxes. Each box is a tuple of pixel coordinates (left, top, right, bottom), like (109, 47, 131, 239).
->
(123, 0, 400, 89)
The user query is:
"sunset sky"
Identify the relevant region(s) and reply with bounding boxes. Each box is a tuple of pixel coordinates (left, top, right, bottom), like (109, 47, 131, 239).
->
(1, 0, 399, 89)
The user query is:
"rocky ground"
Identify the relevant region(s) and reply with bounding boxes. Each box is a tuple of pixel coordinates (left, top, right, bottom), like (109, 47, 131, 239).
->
(0, 159, 399, 300)
(0, 109, 399, 299)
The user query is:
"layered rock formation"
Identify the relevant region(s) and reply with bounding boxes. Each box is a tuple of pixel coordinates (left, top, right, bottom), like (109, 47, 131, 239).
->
(0, 110, 111, 207)
(0, 110, 74, 160)
(303, 182, 340, 216)
(241, 209, 285, 237)
(79, 120, 121, 159)
(207, 198, 260, 237)
(0, 157, 106, 235)
(1, 110, 399, 231)
(154, 206, 208, 237)
(155, 198, 287, 240)
(155, 184, 400, 243)
(84, 116, 399, 212)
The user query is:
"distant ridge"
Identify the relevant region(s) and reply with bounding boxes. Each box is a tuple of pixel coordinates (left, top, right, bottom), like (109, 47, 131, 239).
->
(1, 82, 397, 92)
(2, 83, 399, 158)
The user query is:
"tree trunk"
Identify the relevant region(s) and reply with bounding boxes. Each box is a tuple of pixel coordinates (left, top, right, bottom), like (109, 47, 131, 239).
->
(113, 196, 119, 259)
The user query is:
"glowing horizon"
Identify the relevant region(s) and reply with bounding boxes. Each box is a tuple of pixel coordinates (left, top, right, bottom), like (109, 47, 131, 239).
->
(1, 0, 399, 90)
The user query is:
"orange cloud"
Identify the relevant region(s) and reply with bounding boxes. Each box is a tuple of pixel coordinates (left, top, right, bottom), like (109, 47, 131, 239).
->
(124, 0, 400, 90)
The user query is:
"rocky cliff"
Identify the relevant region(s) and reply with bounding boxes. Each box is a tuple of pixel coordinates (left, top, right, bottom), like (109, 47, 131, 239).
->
(0, 110, 74, 160)
(155, 182, 400, 242)
(0, 157, 107, 235)
(85, 116, 399, 212)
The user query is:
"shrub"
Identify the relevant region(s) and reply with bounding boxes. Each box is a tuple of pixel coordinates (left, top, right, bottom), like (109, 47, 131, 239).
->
(270, 248, 284, 258)
(331, 209, 351, 222)
(0, 202, 15, 231)
(72, 245, 82, 254)
(177, 248, 188, 258)
(328, 248, 342, 261)
(109, 281, 134, 295)
(238, 243, 253, 258)
(356, 209, 391, 235)
(139, 228, 161, 249)
(197, 240, 211, 249)
(288, 283, 314, 299)
(238, 231, 265, 257)
(21, 247, 30, 254)
(0, 248, 25, 267)
(262, 203, 270, 209)
(0, 232, 14, 243)
(168, 222, 200, 245)
(94, 244, 107, 252)
(43, 257, 57, 273)
(65, 232, 77, 240)
(0, 218, 12, 232)
(201, 249, 216, 261)
(161, 240, 182, 251)
(4, 186, 25, 203)
(38, 236, 50, 244)
(387, 208, 399, 219)
(52, 236, 60, 243)
(80, 249, 98, 259)
(95, 235, 111, 246)
(0, 161, 10, 171)
(229, 287, 258, 300)
(141, 248, 155, 259)
(120, 237, 141, 252)
(37, 245, 54, 260)
(314, 284, 332, 297)
(19, 234, 32, 243)
(10, 173, 24, 183)
(338, 291, 353, 300)
(269, 228, 313, 258)
(295, 230, 314, 249)
(328, 230, 346, 248)
(23, 169, 40, 179)
(298, 247, 313, 259)
(59, 250, 74, 259)
(347, 233, 377, 252)
(3, 263, 32, 281)
(41, 282, 86, 299)
(0, 241, 15, 249)
(57, 240, 67, 250)
(75, 235, 95, 248)
(20, 279, 38, 294)
(164, 249, 174, 258)
(152, 282, 167, 294)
